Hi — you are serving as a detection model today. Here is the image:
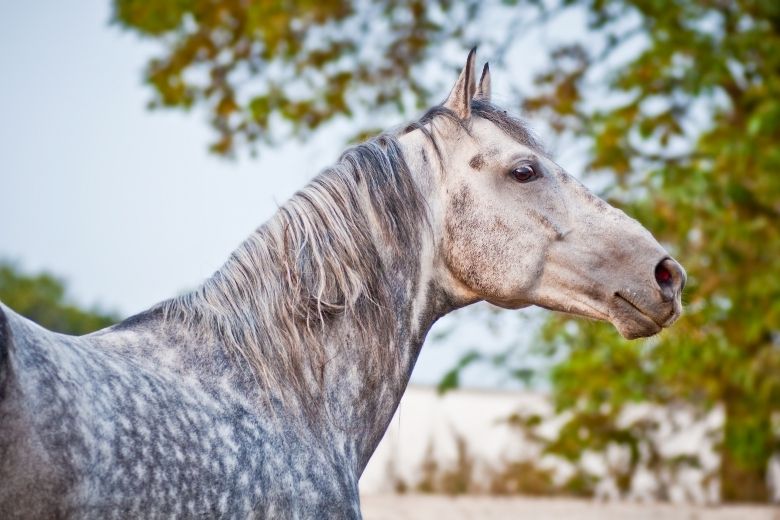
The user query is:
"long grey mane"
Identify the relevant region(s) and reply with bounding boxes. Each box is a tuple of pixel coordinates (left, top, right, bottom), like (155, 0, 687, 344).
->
(159, 134, 428, 407)
(158, 101, 538, 409)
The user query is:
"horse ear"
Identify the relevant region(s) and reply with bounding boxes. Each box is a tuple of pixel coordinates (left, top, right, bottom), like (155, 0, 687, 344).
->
(443, 47, 477, 119)
(476, 63, 491, 101)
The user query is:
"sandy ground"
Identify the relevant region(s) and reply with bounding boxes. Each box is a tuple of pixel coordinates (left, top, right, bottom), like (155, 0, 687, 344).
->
(361, 494, 780, 520)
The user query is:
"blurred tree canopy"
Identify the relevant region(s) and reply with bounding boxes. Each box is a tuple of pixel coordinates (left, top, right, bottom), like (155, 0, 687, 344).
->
(517, 0, 780, 502)
(114, 0, 779, 502)
(0, 263, 117, 335)
(113, 0, 485, 154)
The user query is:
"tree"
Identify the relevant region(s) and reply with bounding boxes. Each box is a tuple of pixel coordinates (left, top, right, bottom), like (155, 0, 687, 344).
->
(517, 0, 780, 502)
(0, 262, 118, 335)
(113, 0, 485, 155)
(115, 0, 780, 501)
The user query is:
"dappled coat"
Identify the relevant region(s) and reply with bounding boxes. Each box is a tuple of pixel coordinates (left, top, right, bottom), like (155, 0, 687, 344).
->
(0, 50, 684, 518)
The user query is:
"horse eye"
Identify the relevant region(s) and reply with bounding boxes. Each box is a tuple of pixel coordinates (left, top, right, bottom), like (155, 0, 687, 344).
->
(510, 165, 537, 183)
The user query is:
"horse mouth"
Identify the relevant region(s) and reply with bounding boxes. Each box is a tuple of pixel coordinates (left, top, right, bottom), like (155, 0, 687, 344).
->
(611, 292, 663, 339)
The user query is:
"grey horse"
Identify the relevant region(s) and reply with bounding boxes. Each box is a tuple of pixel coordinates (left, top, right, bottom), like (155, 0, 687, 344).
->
(0, 50, 685, 518)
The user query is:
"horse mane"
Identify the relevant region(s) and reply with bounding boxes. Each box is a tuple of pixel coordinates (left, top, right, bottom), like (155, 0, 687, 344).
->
(159, 134, 427, 406)
(158, 101, 540, 408)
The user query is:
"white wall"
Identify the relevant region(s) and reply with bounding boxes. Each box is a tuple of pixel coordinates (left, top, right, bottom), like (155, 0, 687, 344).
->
(360, 386, 550, 493)
(360, 386, 778, 504)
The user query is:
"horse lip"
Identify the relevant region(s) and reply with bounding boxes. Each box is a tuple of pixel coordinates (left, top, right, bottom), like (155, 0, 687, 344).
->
(614, 292, 664, 329)
(660, 311, 679, 327)
(569, 296, 610, 321)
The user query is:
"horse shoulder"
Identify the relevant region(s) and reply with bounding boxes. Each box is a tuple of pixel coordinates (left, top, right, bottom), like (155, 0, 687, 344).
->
(0, 308, 362, 517)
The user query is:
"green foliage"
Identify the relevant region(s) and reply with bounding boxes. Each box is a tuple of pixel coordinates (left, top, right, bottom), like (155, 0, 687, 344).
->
(519, 0, 780, 502)
(0, 262, 118, 335)
(437, 350, 480, 394)
(113, 0, 485, 155)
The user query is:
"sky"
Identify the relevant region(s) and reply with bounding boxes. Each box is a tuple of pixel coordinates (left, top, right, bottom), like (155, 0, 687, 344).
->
(0, 1, 587, 388)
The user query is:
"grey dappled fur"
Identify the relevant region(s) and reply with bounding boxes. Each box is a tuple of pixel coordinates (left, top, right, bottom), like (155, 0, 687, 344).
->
(158, 135, 427, 419)
(0, 90, 681, 518)
(0, 128, 437, 519)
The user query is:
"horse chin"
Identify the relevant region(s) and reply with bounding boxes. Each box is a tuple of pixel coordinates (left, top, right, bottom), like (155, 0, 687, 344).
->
(609, 295, 663, 339)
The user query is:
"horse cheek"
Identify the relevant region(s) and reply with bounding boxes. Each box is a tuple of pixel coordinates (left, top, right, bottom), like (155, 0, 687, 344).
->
(443, 188, 538, 302)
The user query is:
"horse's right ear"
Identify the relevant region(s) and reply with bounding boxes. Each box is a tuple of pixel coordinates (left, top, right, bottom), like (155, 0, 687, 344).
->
(476, 63, 491, 101)
(443, 47, 477, 119)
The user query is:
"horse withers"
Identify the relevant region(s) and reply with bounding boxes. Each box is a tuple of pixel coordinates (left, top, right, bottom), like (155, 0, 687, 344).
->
(0, 50, 684, 518)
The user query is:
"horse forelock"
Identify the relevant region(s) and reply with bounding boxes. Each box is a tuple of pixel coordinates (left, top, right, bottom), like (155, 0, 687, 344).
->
(403, 100, 549, 162)
(470, 100, 549, 157)
(158, 134, 428, 415)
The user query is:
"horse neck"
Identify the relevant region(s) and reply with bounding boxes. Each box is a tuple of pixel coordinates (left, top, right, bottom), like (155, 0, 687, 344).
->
(103, 134, 454, 472)
(308, 135, 452, 471)
(318, 222, 448, 471)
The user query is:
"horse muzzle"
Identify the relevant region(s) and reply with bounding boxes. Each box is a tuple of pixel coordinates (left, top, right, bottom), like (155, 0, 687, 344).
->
(609, 257, 686, 339)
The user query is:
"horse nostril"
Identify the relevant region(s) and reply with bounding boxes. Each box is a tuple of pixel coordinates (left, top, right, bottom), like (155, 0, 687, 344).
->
(654, 258, 685, 297)
(655, 263, 672, 284)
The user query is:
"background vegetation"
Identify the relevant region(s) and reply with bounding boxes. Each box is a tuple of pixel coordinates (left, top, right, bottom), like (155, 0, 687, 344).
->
(4, 0, 777, 502)
(114, 0, 780, 501)
(0, 262, 117, 335)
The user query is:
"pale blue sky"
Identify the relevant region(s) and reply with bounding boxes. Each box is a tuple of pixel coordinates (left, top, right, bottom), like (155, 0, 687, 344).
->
(0, 0, 337, 313)
(0, 1, 588, 387)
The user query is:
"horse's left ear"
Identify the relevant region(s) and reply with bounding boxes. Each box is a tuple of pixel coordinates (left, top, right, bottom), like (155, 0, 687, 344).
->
(475, 63, 491, 101)
(443, 47, 477, 119)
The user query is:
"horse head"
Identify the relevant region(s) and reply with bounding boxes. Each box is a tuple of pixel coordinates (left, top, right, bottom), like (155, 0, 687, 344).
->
(405, 49, 685, 339)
